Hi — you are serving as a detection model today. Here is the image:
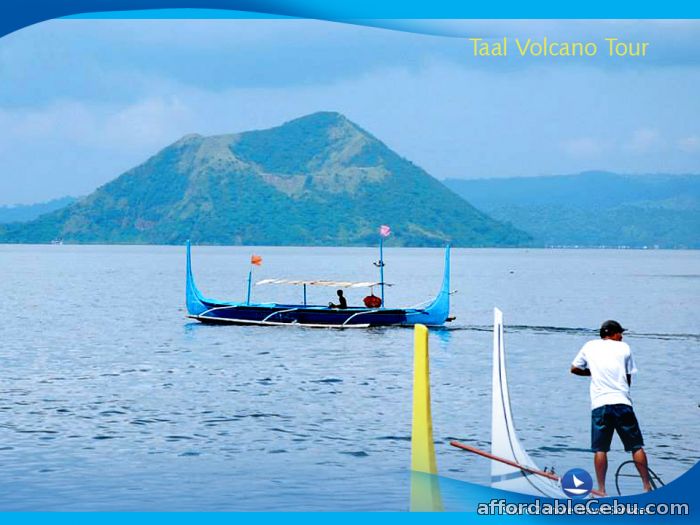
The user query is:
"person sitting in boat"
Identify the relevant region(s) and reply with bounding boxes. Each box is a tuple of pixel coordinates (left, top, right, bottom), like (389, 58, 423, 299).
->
(329, 289, 348, 309)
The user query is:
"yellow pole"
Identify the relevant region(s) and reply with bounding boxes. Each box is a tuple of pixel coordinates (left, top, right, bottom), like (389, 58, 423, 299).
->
(410, 324, 444, 511)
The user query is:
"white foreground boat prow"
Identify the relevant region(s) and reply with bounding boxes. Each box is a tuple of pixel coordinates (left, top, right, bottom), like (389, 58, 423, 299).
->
(491, 307, 562, 497)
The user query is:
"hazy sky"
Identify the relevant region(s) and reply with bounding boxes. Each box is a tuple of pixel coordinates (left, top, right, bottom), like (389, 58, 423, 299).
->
(1, 16, 699, 204)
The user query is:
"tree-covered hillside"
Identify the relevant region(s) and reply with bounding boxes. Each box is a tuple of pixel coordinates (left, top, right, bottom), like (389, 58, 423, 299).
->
(445, 172, 700, 248)
(0, 196, 76, 224)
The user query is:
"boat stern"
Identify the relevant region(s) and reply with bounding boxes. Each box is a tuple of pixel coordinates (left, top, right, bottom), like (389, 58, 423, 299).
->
(186, 241, 208, 316)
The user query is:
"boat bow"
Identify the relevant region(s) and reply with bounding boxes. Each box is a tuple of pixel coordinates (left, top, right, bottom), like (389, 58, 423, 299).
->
(491, 307, 561, 497)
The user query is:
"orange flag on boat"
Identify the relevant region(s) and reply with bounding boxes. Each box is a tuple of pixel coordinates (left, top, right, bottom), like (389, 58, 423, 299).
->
(250, 254, 263, 266)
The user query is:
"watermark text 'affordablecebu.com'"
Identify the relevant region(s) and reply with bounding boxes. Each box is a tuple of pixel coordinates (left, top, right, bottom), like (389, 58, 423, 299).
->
(476, 498, 689, 516)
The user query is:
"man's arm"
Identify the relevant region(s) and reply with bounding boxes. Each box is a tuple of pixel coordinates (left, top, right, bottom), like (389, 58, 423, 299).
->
(571, 346, 588, 377)
(626, 350, 637, 386)
(570, 366, 591, 376)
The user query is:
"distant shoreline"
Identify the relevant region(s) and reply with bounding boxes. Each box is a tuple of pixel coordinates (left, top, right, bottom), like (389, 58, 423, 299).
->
(1, 242, 697, 251)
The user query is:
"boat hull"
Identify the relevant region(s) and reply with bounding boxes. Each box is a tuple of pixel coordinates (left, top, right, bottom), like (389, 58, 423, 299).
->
(190, 304, 408, 327)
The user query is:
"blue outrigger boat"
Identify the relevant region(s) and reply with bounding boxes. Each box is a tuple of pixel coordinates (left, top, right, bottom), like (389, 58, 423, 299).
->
(185, 242, 451, 328)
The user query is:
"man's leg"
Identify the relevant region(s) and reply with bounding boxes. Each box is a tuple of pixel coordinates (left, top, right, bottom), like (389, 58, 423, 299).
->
(614, 405, 651, 492)
(632, 448, 652, 492)
(591, 406, 612, 496)
(594, 451, 608, 495)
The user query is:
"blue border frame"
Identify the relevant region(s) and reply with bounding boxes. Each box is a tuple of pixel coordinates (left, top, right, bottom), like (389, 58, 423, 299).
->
(0, 0, 698, 521)
(2, 1, 700, 38)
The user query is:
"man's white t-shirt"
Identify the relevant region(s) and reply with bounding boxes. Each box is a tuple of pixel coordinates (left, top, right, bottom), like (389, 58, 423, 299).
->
(572, 339, 638, 410)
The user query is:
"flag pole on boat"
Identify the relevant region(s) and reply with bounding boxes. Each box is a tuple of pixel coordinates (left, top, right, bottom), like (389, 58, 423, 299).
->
(378, 225, 391, 307)
(246, 254, 262, 305)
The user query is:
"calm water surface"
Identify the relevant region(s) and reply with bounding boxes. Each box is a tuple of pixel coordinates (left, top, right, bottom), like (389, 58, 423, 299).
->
(0, 245, 698, 510)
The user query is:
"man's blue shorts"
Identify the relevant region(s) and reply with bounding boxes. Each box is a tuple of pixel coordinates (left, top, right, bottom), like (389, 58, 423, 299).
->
(591, 404, 644, 453)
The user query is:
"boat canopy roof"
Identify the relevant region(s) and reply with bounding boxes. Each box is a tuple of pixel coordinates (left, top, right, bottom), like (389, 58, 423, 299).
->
(256, 278, 393, 289)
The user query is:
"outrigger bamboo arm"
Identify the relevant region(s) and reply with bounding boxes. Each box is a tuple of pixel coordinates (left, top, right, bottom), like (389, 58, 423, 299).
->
(450, 440, 606, 498)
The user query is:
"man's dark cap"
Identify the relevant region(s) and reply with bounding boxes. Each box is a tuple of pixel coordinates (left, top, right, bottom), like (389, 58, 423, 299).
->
(600, 320, 626, 338)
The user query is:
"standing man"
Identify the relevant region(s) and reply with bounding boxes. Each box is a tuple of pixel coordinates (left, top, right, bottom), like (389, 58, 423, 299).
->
(571, 320, 652, 495)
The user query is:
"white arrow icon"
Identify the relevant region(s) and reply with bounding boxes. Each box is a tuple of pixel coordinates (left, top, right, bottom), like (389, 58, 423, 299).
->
(565, 474, 589, 495)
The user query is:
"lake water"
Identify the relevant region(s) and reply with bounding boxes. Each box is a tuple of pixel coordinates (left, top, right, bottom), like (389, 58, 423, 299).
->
(0, 245, 698, 510)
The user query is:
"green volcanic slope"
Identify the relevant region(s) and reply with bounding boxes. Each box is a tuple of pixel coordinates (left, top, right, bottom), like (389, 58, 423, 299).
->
(445, 172, 700, 248)
(0, 112, 528, 247)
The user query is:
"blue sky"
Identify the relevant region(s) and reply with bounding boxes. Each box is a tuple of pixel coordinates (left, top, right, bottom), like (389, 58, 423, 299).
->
(0, 16, 699, 204)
